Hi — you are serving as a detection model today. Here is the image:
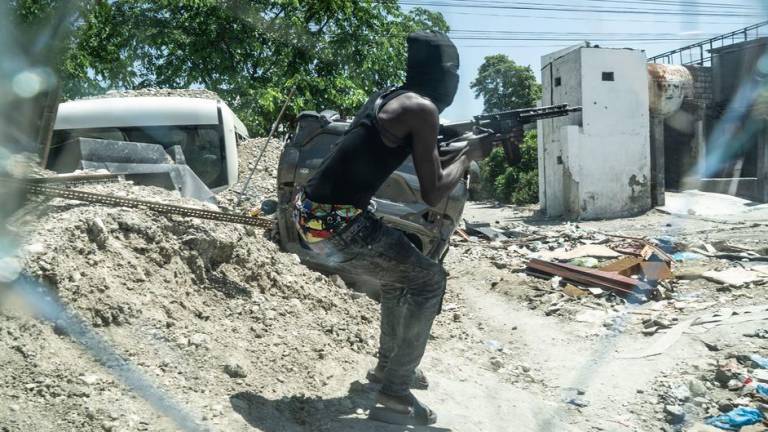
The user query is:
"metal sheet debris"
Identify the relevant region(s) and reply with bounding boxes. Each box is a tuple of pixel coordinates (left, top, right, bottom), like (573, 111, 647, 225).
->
(702, 268, 762, 286)
(526, 258, 655, 300)
(463, 220, 508, 241)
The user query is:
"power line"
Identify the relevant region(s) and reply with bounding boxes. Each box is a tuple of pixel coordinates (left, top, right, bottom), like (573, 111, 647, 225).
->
(448, 35, 727, 41)
(399, 0, 762, 17)
(449, 30, 723, 36)
(581, 0, 758, 9)
(455, 41, 712, 48)
(432, 10, 752, 25)
(402, 0, 760, 10)
(488, 0, 758, 10)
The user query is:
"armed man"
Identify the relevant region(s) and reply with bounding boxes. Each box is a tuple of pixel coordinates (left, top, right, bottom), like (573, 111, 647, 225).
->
(292, 31, 489, 426)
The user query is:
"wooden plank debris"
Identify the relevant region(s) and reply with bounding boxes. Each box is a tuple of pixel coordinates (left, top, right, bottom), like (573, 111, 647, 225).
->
(454, 228, 471, 242)
(539, 244, 622, 261)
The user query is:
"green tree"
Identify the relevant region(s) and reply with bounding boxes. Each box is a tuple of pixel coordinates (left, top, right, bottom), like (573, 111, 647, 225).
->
(480, 130, 539, 205)
(470, 54, 541, 113)
(471, 54, 541, 205)
(17, 1, 449, 134)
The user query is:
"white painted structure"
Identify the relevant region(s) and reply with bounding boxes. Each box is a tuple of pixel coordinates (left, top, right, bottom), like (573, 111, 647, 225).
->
(538, 45, 652, 219)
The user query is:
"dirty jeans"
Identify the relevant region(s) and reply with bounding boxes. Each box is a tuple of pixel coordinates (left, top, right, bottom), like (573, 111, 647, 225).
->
(305, 212, 446, 396)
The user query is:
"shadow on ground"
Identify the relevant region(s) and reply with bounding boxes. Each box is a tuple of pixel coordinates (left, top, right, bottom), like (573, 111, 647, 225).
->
(230, 381, 452, 432)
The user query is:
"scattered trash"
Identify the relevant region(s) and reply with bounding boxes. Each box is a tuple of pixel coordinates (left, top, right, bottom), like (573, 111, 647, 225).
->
(705, 406, 764, 431)
(568, 257, 599, 268)
(701, 340, 721, 352)
(702, 268, 762, 286)
(565, 397, 590, 408)
(686, 306, 768, 335)
(443, 303, 459, 312)
(752, 369, 768, 383)
(616, 318, 695, 359)
(463, 220, 508, 241)
(562, 387, 589, 408)
(563, 284, 588, 298)
(654, 235, 679, 254)
(639, 261, 674, 283)
(485, 340, 503, 352)
(454, 228, 472, 242)
(664, 404, 686, 424)
(600, 256, 644, 274)
(539, 244, 622, 261)
(744, 329, 768, 339)
(749, 354, 768, 369)
(640, 244, 674, 264)
(526, 258, 655, 301)
(673, 251, 707, 262)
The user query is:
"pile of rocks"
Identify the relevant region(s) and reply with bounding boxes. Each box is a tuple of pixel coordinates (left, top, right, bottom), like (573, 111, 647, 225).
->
(217, 137, 282, 211)
(643, 352, 768, 431)
(1, 180, 379, 431)
(77, 88, 222, 101)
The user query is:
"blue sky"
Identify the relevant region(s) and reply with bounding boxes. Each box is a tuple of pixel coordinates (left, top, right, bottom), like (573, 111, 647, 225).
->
(400, 0, 764, 120)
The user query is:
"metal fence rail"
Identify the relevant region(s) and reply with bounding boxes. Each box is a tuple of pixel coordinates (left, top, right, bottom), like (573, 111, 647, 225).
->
(649, 21, 768, 66)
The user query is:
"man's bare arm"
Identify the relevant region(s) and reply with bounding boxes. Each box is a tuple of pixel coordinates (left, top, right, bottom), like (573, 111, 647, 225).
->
(378, 95, 471, 207)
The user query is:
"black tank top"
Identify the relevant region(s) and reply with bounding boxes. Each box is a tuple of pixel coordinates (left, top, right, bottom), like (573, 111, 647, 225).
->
(304, 88, 411, 209)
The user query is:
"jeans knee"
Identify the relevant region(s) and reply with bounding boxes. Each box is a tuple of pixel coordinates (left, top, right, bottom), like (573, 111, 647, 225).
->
(431, 266, 447, 293)
(408, 264, 445, 299)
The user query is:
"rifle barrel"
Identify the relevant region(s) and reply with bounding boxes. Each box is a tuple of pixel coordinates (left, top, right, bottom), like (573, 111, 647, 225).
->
(439, 104, 582, 139)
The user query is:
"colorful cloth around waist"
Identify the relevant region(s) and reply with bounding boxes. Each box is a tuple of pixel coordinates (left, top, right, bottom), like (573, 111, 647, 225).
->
(294, 191, 362, 243)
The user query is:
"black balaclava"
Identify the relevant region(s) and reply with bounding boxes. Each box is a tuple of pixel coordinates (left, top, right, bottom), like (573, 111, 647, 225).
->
(404, 31, 460, 113)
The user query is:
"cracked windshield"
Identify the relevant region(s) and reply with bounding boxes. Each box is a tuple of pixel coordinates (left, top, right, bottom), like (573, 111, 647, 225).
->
(3, 1, 768, 431)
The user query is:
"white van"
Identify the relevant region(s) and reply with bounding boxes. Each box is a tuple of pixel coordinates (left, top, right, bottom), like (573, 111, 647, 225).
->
(51, 96, 249, 192)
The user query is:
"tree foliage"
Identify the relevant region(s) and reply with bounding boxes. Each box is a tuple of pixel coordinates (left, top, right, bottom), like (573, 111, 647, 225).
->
(480, 130, 539, 205)
(16, 0, 448, 134)
(471, 54, 541, 205)
(470, 54, 541, 113)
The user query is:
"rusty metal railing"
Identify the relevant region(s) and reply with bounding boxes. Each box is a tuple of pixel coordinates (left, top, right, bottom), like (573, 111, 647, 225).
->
(649, 21, 768, 66)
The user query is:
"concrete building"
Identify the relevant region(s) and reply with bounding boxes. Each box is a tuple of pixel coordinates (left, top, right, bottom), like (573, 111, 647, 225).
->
(648, 24, 768, 203)
(538, 45, 652, 219)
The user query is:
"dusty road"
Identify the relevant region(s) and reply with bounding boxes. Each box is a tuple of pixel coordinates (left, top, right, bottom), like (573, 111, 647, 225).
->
(226, 198, 768, 432)
(4, 183, 768, 432)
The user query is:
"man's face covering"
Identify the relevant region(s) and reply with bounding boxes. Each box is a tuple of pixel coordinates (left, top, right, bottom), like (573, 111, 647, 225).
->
(405, 31, 460, 113)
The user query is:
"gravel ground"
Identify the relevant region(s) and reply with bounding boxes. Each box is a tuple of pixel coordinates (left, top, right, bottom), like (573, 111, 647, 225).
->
(1, 179, 380, 432)
(4, 136, 768, 431)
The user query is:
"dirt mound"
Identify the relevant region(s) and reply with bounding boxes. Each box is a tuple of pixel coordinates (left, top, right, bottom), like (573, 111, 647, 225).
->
(217, 137, 282, 212)
(1, 181, 379, 431)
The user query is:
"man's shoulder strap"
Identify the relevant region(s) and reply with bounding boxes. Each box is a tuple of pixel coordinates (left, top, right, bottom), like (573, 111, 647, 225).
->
(373, 87, 411, 117)
(371, 88, 415, 147)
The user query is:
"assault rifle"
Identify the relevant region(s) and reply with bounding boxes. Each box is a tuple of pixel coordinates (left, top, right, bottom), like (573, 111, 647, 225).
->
(438, 104, 582, 165)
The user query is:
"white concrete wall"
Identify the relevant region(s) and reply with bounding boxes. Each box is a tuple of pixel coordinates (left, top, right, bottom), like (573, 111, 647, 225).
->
(539, 48, 583, 217)
(539, 47, 652, 219)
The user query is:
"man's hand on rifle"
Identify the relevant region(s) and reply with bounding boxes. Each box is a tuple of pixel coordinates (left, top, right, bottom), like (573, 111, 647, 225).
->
(463, 127, 501, 161)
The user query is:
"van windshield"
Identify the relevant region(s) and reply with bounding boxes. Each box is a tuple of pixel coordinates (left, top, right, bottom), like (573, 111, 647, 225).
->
(50, 124, 227, 188)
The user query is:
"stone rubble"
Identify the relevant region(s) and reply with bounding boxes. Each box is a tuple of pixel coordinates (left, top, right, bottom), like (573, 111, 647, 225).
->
(1, 178, 381, 431)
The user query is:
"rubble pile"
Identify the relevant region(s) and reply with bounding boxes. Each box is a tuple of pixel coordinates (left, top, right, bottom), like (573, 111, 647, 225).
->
(217, 138, 281, 211)
(451, 217, 768, 327)
(643, 350, 768, 431)
(77, 88, 222, 101)
(1, 181, 379, 431)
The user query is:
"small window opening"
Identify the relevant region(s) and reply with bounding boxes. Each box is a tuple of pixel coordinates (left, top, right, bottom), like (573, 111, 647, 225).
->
(602, 72, 615, 81)
(554, 77, 562, 87)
